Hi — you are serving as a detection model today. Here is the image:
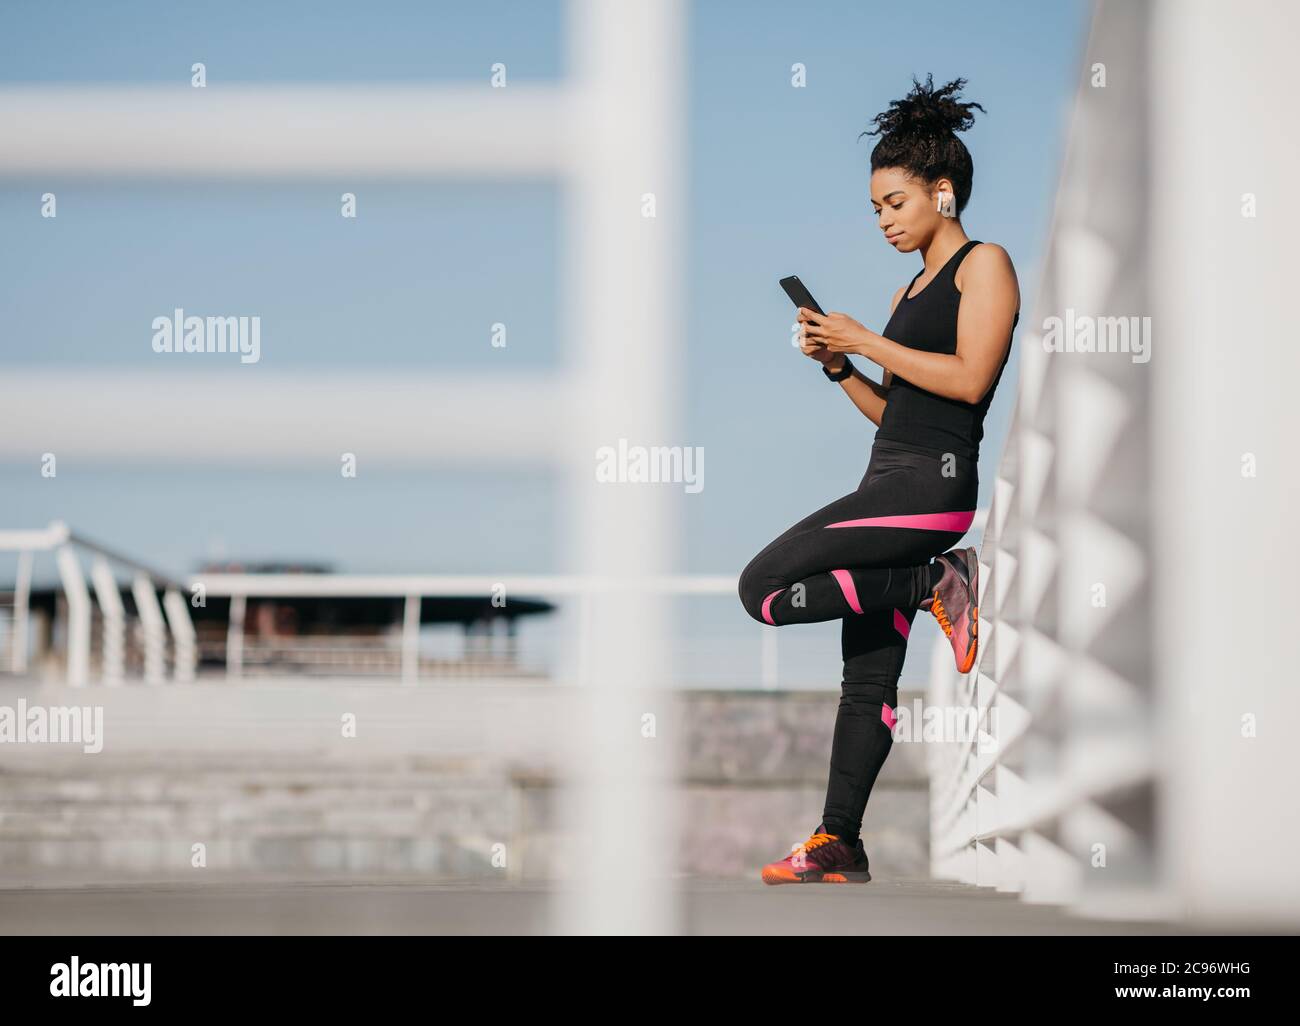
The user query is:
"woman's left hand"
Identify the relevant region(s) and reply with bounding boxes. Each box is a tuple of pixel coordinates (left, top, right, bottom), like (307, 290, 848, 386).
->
(797, 307, 873, 355)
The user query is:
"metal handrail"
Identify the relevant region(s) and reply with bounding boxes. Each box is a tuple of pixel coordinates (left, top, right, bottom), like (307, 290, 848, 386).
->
(0, 520, 194, 685)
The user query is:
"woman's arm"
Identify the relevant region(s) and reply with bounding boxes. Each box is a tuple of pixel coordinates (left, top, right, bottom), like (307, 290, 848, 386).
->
(825, 285, 904, 427)
(809, 244, 1020, 404)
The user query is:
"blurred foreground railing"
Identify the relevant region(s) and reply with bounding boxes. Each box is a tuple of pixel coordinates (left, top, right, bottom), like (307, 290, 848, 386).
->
(0, 0, 691, 935)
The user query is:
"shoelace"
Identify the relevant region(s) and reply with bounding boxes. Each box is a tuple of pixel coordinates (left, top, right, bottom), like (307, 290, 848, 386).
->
(791, 832, 837, 857)
(930, 593, 953, 637)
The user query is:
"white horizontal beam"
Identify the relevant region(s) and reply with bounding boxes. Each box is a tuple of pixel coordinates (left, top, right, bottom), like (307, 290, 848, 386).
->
(0, 523, 71, 550)
(0, 370, 565, 466)
(191, 573, 739, 598)
(0, 84, 575, 179)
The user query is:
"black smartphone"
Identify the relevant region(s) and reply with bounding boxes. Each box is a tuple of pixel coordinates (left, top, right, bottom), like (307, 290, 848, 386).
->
(779, 275, 825, 318)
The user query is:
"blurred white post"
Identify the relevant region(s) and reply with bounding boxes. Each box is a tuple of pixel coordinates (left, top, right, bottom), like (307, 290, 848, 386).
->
(11, 549, 32, 673)
(90, 557, 125, 685)
(573, 592, 594, 687)
(132, 574, 166, 684)
(760, 629, 778, 690)
(162, 588, 197, 682)
(54, 546, 90, 686)
(226, 594, 246, 681)
(401, 594, 421, 684)
(555, 0, 685, 935)
(1150, 0, 1300, 926)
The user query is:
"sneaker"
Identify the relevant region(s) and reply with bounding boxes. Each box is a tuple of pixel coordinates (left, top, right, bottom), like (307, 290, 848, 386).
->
(760, 827, 872, 885)
(920, 547, 980, 673)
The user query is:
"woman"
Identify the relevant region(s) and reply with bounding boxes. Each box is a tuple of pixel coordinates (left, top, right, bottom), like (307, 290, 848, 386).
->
(738, 74, 1020, 884)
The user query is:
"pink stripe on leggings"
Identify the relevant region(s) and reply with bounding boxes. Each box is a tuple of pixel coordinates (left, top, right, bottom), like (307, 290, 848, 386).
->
(829, 569, 862, 614)
(824, 509, 976, 533)
(760, 588, 785, 625)
(881, 702, 897, 730)
(893, 608, 910, 639)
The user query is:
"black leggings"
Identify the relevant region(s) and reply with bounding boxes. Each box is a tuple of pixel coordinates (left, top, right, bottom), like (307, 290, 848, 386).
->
(737, 439, 978, 842)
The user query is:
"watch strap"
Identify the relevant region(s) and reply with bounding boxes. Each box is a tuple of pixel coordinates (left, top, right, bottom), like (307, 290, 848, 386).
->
(823, 357, 853, 382)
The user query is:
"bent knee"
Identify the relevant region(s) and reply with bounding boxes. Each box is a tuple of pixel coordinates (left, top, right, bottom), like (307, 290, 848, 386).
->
(739, 565, 783, 625)
(737, 561, 768, 623)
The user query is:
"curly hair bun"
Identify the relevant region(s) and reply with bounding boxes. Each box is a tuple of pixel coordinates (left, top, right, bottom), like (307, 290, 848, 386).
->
(863, 73, 985, 139)
(860, 73, 985, 217)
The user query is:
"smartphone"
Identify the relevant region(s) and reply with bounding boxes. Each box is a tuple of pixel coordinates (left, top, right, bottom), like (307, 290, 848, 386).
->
(779, 275, 825, 318)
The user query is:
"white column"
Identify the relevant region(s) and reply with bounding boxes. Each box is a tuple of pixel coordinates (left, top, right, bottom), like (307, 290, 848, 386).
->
(132, 574, 166, 684)
(226, 594, 246, 681)
(760, 628, 778, 690)
(90, 557, 125, 685)
(555, 0, 685, 935)
(55, 546, 90, 686)
(401, 594, 421, 685)
(1150, 0, 1300, 926)
(11, 549, 32, 673)
(162, 588, 197, 682)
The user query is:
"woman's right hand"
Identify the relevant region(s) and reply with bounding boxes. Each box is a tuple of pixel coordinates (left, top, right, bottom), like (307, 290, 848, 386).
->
(800, 337, 845, 371)
(797, 309, 843, 369)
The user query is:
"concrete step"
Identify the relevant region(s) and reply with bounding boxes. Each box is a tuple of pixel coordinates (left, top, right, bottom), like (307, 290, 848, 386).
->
(0, 682, 935, 884)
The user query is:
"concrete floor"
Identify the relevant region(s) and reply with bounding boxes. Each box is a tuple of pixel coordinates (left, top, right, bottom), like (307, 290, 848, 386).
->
(0, 877, 1197, 935)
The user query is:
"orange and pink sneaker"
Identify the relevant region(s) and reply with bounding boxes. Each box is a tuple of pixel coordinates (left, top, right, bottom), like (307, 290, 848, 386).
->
(760, 826, 872, 885)
(920, 547, 980, 674)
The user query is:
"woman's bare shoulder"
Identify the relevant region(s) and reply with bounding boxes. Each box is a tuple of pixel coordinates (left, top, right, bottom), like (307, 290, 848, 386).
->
(961, 242, 1016, 275)
(956, 242, 1018, 295)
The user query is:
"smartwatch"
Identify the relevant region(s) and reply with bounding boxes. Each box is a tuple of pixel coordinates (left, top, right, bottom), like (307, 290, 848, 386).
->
(823, 356, 853, 382)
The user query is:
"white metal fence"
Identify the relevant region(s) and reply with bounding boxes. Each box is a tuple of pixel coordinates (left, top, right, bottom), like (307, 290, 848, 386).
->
(4, 536, 889, 690)
(927, 0, 1300, 927)
(0, 521, 194, 686)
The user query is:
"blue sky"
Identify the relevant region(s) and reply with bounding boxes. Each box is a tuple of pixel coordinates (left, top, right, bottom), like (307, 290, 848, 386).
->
(0, 0, 1090, 684)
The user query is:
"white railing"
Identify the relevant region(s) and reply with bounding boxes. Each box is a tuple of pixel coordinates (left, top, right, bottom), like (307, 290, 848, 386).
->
(0, 521, 194, 686)
(7, 525, 992, 690)
(927, 0, 1163, 919)
(196, 571, 736, 685)
(927, 0, 1300, 928)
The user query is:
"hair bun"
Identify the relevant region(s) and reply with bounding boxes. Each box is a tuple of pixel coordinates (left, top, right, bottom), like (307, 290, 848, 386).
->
(864, 73, 985, 139)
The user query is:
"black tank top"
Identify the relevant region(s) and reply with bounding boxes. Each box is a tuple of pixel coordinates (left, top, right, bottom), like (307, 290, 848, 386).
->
(875, 239, 1017, 461)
